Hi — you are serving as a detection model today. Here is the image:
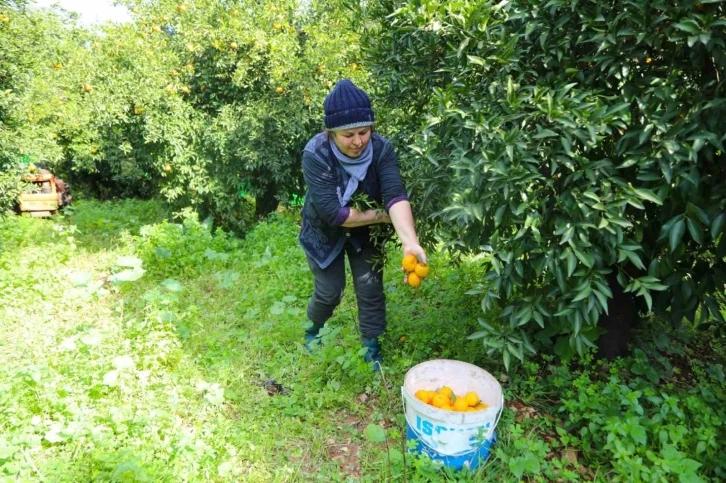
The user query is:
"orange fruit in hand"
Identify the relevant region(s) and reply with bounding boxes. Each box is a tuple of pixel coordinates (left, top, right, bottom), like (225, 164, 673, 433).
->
(407, 273, 421, 288)
(465, 392, 480, 407)
(431, 394, 450, 409)
(453, 397, 469, 412)
(414, 263, 430, 278)
(402, 254, 418, 272)
(415, 390, 433, 404)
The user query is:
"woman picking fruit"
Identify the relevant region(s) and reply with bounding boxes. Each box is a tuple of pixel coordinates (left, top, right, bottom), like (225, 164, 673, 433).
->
(298, 79, 427, 370)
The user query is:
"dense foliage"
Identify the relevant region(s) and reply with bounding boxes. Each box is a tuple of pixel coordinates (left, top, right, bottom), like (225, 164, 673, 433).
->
(1, 200, 724, 481)
(0, 0, 368, 229)
(363, 0, 726, 365)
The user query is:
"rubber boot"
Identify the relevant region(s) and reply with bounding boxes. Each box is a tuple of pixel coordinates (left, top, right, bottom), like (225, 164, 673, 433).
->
(304, 322, 324, 352)
(362, 336, 382, 371)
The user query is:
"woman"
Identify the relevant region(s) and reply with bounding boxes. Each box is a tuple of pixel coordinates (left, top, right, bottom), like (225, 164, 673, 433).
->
(299, 79, 427, 370)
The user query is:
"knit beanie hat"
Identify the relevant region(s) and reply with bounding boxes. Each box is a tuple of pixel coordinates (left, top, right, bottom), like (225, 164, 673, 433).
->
(323, 79, 374, 131)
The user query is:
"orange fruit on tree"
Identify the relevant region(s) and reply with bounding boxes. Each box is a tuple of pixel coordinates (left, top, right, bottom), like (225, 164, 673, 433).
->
(414, 263, 429, 278)
(415, 390, 432, 404)
(407, 273, 421, 288)
(465, 392, 480, 407)
(402, 254, 417, 272)
(276, 87, 284, 94)
(453, 397, 469, 412)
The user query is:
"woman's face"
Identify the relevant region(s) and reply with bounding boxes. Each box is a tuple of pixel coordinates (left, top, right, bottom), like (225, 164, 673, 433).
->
(332, 126, 372, 158)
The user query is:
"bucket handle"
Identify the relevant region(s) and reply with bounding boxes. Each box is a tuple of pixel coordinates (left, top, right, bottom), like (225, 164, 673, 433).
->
(402, 388, 504, 459)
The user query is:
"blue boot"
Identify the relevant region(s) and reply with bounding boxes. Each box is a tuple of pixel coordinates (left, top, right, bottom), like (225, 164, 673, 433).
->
(304, 322, 324, 352)
(362, 336, 382, 371)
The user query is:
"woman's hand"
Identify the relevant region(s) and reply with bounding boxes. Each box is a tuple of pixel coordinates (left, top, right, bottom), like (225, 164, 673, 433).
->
(402, 242, 428, 284)
(403, 242, 427, 265)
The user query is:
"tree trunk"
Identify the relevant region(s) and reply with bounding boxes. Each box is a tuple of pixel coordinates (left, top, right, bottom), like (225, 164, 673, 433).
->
(596, 271, 636, 359)
(254, 183, 278, 219)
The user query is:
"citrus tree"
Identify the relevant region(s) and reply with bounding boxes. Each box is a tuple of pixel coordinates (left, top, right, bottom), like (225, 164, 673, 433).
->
(45, 0, 369, 230)
(0, 0, 83, 213)
(124, 0, 368, 220)
(2, 0, 368, 231)
(364, 0, 726, 365)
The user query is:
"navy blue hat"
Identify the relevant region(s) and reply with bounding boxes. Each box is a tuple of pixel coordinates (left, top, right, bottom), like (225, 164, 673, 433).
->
(323, 79, 374, 131)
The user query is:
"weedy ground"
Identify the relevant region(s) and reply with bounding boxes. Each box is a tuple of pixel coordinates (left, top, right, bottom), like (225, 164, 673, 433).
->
(1, 200, 724, 482)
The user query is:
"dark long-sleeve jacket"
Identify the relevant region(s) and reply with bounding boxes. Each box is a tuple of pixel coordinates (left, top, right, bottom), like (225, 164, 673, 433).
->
(299, 132, 408, 269)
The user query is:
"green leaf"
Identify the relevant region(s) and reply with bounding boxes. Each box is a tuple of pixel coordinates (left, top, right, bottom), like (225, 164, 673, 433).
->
(710, 213, 725, 238)
(523, 454, 541, 473)
(154, 247, 172, 259)
(686, 203, 709, 225)
(687, 218, 704, 245)
(102, 370, 119, 386)
(566, 250, 577, 277)
(582, 191, 600, 203)
(572, 285, 592, 302)
(108, 268, 145, 284)
(509, 457, 525, 479)
(116, 256, 143, 268)
(468, 331, 488, 340)
(363, 424, 386, 443)
(467, 55, 485, 66)
(533, 129, 558, 139)
(609, 217, 633, 228)
(113, 355, 135, 370)
(603, 102, 631, 118)
(641, 289, 653, 312)
(161, 279, 184, 292)
(674, 21, 700, 35)
(69, 272, 94, 287)
(560, 226, 575, 245)
(669, 219, 685, 252)
(632, 188, 662, 205)
(495, 205, 506, 226)
(630, 425, 647, 445)
(624, 250, 646, 270)
(270, 302, 285, 315)
(594, 289, 609, 313)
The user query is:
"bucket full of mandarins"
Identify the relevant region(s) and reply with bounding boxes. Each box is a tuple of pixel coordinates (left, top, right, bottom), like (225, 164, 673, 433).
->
(401, 359, 503, 471)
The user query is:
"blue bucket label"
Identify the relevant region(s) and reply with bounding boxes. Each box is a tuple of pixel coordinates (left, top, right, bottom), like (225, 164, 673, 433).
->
(414, 414, 492, 437)
(406, 421, 496, 471)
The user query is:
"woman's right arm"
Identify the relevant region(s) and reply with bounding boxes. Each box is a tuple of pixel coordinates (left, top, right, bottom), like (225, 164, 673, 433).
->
(341, 209, 390, 228)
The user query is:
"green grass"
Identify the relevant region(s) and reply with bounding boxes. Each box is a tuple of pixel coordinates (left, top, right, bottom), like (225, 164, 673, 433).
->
(1, 200, 725, 482)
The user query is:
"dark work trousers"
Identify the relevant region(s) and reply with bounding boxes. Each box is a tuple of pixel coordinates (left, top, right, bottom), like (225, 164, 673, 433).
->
(306, 240, 386, 338)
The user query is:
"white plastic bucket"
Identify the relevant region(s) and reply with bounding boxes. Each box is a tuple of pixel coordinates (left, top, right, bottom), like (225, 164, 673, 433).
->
(402, 359, 503, 471)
